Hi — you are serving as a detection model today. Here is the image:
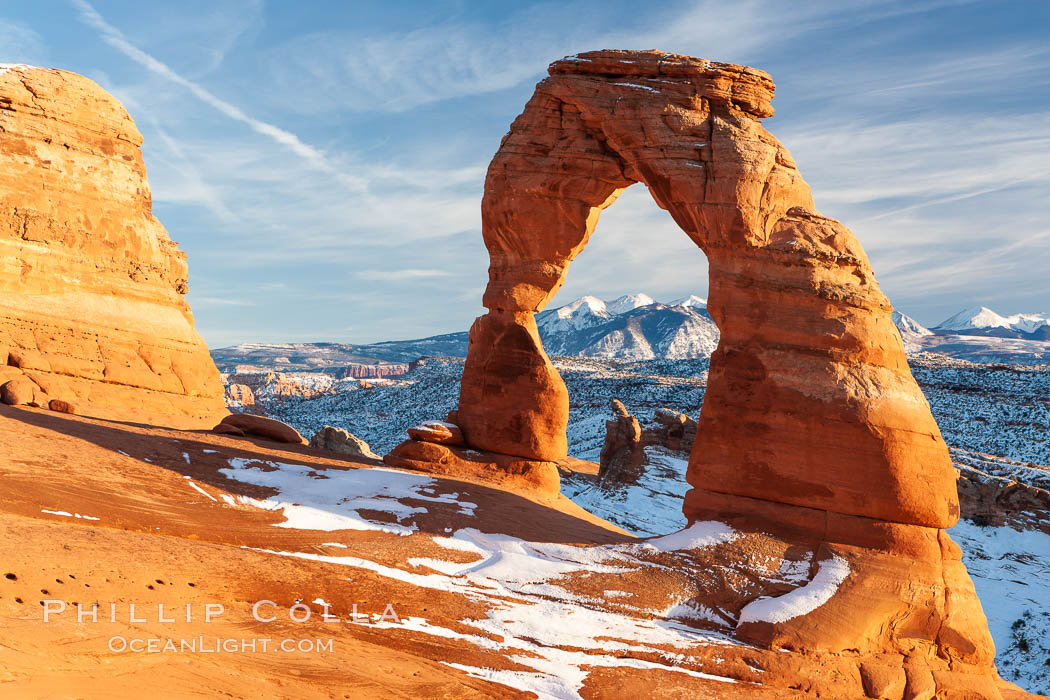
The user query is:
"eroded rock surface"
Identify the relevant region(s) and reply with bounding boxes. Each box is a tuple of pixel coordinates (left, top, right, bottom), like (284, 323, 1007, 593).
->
(456, 49, 955, 527)
(310, 425, 380, 461)
(431, 49, 1002, 696)
(0, 66, 225, 428)
(214, 413, 305, 444)
(599, 401, 698, 486)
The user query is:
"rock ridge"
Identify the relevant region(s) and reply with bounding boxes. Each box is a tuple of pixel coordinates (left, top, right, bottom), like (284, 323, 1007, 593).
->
(0, 66, 225, 427)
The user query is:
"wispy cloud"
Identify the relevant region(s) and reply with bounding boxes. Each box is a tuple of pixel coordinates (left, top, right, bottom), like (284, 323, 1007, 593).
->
(42, 0, 1047, 342)
(778, 112, 1050, 218)
(259, 0, 828, 115)
(0, 16, 47, 64)
(69, 0, 367, 193)
(848, 44, 1050, 100)
(357, 269, 455, 281)
(257, 0, 984, 116)
(191, 296, 254, 307)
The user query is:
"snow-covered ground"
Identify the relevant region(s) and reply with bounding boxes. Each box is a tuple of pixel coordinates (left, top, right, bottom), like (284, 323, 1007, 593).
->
(949, 521, 1050, 695)
(243, 353, 1050, 694)
(909, 356, 1050, 465)
(253, 354, 1049, 467)
(218, 456, 753, 698)
(563, 442, 1050, 695)
(563, 447, 690, 536)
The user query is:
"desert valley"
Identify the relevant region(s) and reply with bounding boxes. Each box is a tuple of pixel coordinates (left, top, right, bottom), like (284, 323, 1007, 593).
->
(2, 8, 1049, 700)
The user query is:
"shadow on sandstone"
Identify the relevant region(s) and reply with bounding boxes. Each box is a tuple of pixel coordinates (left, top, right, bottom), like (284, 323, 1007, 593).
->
(0, 404, 629, 546)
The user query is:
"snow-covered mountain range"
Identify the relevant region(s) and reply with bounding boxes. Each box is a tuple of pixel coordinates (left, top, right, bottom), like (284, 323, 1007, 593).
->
(534, 297, 1050, 360)
(892, 307, 1050, 363)
(934, 306, 1050, 340)
(212, 296, 1050, 368)
(535, 294, 718, 360)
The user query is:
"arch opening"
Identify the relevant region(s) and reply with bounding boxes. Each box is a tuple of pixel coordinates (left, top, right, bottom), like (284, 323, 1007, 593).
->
(542, 182, 711, 311)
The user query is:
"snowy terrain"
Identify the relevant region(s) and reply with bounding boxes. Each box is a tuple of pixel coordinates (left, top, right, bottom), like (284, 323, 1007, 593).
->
(908, 355, 1050, 465)
(220, 315, 1050, 694)
(949, 521, 1050, 695)
(240, 351, 1050, 693)
(217, 457, 761, 697)
(562, 440, 1050, 695)
(249, 354, 1049, 467)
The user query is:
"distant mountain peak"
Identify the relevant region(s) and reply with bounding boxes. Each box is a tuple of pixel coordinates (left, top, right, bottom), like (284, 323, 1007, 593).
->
(669, 295, 708, 309)
(936, 306, 1009, 331)
(936, 306, 1050, 335)
(605, 293, 655, 315)
(892, 310, 933, 337)
(555, 295, 608, 317)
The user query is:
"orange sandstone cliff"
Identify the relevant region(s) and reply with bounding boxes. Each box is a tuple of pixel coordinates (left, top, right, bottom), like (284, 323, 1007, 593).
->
(0, 65, 225, 428)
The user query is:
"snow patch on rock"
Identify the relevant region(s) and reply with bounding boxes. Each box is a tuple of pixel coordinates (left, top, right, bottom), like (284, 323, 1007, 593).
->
(737, 555, 850, 625)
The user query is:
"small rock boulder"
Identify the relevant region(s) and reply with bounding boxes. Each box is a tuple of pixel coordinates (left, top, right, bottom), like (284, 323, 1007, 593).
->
(653, 407, 698, 452)
(48, 398, 77, 414)
(407, 420, 464, 445)
(309, 426, 380, 461)
(213, 413, 305, 444)
(1, 377, 42, 406)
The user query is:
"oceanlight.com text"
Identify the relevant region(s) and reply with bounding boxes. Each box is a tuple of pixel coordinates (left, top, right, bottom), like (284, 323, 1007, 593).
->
(107, 636, 335, 654)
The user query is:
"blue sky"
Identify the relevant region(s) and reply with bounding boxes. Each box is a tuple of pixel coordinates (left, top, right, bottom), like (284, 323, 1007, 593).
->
(3, 0, 1048, 346)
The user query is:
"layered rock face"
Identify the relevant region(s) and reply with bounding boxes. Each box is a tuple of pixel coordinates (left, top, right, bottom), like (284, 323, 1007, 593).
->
(0, 66, 225, 427)
(598, 401, 697, 486)
(439, 50, 1003, 696)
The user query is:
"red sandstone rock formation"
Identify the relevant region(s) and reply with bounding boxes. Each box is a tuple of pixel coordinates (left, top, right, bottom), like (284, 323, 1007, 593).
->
(958, 462, 1050, 535)
(214, 413, 305, 444)
(456, 49, 956, 526)
(598, 401, 699, 486)
(389, 49, 1002, 695)
(309, 425, 380, 461)
(598, 400, 645, 485)
(224, 382, 256, 407)
(0, 66, 225, 428)
(406, 420, 464, 445)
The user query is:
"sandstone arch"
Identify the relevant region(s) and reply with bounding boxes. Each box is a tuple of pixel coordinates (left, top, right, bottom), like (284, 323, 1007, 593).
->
(456, 49, 957, 530)
(383, 51, 1005, 691)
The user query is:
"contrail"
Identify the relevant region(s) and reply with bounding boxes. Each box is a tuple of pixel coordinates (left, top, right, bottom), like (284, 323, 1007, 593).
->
(70, 0, 368, 193)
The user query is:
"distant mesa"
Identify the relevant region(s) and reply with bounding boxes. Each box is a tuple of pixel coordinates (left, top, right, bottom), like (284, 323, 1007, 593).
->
(0, 65, 225, 427)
